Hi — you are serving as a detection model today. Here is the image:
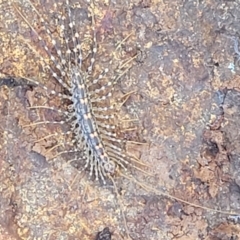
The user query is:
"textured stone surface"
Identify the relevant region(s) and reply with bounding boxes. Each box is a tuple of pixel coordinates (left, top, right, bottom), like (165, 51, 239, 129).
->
(1, 0, 240, 239)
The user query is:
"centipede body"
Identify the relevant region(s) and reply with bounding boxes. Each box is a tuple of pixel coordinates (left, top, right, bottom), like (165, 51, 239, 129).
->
(10, 0, 142, 186)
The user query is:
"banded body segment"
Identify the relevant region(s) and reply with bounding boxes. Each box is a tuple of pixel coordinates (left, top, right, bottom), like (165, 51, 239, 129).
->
(71, 67, 115, 182)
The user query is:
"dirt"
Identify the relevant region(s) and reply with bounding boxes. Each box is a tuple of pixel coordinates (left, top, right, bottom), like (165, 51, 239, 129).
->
(1, 0, 240, 240)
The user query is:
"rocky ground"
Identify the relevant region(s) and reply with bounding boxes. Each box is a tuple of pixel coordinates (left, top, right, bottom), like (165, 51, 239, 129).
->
(1, 0, 240, 239)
